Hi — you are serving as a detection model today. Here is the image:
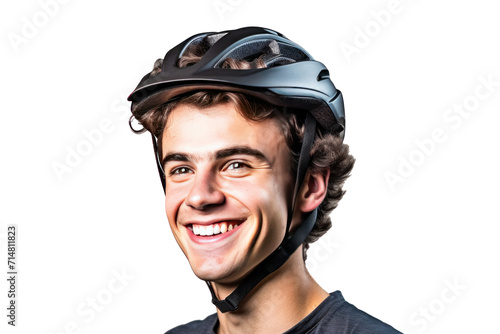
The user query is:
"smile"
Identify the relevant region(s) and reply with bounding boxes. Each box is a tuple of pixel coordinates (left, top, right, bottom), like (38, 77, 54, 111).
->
(189, 221, 243, 237)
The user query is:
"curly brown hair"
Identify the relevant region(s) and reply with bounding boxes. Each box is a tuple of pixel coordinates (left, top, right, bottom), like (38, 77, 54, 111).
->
(132, 40, 355, 260)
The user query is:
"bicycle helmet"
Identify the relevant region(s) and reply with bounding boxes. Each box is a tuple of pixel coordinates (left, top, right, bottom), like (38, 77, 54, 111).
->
(128, 26, 345, 313)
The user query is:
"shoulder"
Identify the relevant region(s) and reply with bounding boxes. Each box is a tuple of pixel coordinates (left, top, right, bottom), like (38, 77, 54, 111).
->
(320, 291, 402, 334)
(287, 291, 402, 334)
(164, 313, 217, 334)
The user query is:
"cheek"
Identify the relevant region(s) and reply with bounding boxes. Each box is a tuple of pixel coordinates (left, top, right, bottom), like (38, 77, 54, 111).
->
(232, 179, 288, 237)
(263, 171, 293, 238)
(251, 187, 288, 257)
(220, 179, 271, 212)
(164, 184, 189, 226)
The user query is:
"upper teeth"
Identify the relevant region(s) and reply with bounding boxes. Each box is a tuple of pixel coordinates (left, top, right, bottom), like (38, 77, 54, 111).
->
(192, 222, 239, 236)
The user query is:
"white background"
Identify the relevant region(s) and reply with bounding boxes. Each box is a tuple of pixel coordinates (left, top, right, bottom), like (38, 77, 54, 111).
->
(1, 0, 499, 333)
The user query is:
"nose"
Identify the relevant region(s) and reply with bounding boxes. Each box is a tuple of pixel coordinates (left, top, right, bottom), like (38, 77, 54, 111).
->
(185, 170, 225, 210)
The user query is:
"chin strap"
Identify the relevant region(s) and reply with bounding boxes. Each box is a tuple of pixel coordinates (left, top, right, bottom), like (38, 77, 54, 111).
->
(207, 113, 317, 313)
(207, 209, 317, 312)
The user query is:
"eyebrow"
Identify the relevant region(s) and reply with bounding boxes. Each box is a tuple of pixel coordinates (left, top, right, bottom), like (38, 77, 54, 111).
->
(162, 146, 270, 167)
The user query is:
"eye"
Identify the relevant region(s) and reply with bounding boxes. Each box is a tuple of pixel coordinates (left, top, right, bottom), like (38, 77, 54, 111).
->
(169, 166, 194, 180)
(227, 162, 246, 170)
(223, 161, 251, 175)
(172, 166, 191, 174)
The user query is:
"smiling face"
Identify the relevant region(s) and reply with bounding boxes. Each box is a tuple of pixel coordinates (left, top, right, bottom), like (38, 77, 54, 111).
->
(161, 102, 294, 284)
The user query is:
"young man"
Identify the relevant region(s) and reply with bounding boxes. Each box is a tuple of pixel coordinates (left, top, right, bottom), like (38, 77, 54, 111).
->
(128, 27, 401, 333)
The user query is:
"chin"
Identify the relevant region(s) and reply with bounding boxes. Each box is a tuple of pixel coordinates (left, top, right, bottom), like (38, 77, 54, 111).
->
(190, 259, 249, 285)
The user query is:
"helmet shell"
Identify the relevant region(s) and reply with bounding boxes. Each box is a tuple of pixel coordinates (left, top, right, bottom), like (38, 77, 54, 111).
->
(129, 26, 345, 137)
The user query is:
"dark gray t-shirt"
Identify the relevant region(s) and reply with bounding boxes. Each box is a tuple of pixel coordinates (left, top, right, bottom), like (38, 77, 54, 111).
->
(165, 291, 402, 333)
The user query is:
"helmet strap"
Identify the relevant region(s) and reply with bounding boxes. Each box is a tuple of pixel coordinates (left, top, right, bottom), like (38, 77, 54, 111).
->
(207, 113, 318, 312)
(207, 208, 317, 313)
(152, 134, 166, 192)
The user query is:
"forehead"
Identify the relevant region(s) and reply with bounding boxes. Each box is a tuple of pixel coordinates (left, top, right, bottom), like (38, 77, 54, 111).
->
(161, 102, 286, 157)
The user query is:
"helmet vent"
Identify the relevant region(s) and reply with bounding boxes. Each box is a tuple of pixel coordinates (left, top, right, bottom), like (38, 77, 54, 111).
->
(216, 39, 310, 69)
(317, 69, 330, 81)
(178, 33, 228, 67)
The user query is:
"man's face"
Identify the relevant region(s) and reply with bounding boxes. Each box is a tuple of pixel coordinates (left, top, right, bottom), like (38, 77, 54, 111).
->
(161, 102, 293, 284)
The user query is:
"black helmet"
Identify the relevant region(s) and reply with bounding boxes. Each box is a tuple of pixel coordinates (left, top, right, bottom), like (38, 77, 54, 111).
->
(128, 26, 345, 137)
(128, 26, 345, 313)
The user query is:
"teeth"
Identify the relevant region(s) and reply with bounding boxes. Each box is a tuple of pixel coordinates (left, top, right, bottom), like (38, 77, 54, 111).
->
(213, 224, 220, 234)
(191, 222, 240, 236)
(206, 225, 213, 236)
(220, 222, 227, 233)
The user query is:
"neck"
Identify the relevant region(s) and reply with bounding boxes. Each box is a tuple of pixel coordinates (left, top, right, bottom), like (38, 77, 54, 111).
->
(211, 247, 329, 334)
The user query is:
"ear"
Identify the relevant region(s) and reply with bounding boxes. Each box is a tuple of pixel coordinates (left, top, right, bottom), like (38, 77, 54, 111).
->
(297, 169, 330, 213)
